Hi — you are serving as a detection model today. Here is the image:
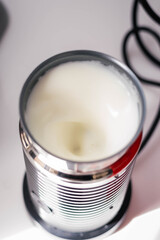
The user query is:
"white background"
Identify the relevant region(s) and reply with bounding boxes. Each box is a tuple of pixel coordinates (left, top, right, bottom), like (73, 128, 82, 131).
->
(0, 1, 160, 240)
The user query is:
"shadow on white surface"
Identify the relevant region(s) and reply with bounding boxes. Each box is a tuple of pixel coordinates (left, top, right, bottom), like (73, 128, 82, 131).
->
(119, 119, 160, 231)
(3, 208, 160, 240)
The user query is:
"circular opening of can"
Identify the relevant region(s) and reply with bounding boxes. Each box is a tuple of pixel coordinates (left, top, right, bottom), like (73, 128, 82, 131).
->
(19, 50, 145, 166)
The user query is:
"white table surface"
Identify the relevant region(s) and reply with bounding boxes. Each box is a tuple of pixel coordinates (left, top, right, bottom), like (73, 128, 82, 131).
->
(0, 1, 160, 240)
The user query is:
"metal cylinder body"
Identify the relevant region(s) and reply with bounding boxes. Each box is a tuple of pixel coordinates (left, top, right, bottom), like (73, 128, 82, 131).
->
(19, 50, 145, 238)
(24, 152, 133, 232)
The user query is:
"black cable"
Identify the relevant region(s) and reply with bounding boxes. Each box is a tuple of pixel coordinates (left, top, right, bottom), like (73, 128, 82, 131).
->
(139, 0, 160, 24)
(122, 26, 160, 87)
(122, 0, 160, 153)
(133, 0, 160, 66)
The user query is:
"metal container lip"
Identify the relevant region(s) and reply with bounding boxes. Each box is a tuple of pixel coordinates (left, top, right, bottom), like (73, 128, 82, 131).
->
(19, 50, 146, 168)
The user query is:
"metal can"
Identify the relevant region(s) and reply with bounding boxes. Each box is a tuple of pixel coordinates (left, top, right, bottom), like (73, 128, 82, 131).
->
(19, 50, 145, 239)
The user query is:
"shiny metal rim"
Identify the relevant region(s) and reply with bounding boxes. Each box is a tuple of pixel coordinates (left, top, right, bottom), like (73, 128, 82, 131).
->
(19, 50, 146, 172)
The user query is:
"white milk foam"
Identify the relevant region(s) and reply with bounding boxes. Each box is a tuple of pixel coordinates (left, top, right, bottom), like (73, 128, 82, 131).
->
(25, 61, 139, 161)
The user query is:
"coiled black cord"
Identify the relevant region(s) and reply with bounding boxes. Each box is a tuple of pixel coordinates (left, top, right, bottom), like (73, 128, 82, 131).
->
(122, 27, 160, 87)
(133, 0, 160, 67)
(122, 0, 160, 153)
(139, 0, 160, 24)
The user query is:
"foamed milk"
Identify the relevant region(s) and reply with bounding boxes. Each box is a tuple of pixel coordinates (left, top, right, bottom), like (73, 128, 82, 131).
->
(25, 61, 139, 161)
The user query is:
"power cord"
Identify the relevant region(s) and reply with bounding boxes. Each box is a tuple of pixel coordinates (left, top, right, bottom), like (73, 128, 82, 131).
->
(122, 0, 160, 153)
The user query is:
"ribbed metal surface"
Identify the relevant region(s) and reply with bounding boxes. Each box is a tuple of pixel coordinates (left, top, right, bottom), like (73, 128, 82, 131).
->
(24, 155, 134, 232)
(19, 50, 145, 236)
